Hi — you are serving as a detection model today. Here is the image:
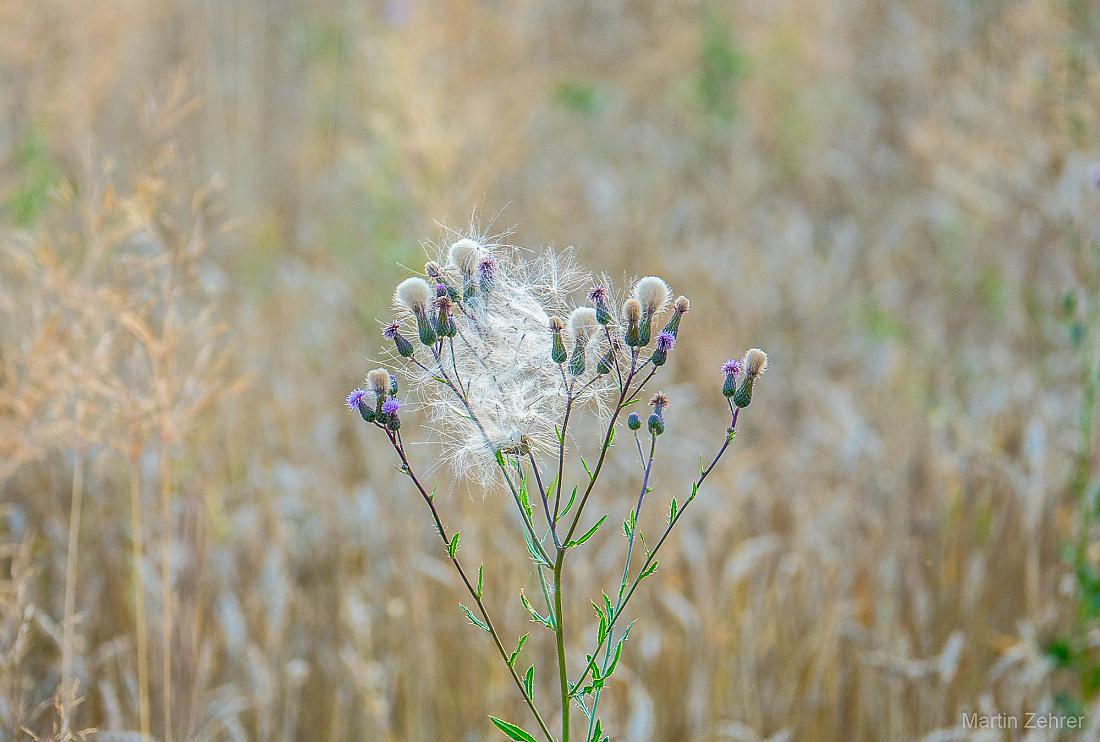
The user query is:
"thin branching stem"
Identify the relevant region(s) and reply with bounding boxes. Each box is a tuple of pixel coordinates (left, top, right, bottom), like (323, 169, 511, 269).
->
(384, 428, 557, 742)
(570, 408, 740, 694)
(586, 432, 656, 736)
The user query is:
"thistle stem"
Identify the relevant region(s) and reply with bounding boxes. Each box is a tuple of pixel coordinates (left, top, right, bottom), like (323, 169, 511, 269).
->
(586, 433, 656, 736)
(385, 430, 556, 742)
(553, 553, 569, 741)
(570, 409, 740, 693)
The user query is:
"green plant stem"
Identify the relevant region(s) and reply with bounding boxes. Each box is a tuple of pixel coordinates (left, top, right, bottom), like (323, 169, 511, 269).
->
(570, 410, 739, 693)
(385, 429, 556, 742)
(553, 553, 569, 741)
(586, 433, 656, 737)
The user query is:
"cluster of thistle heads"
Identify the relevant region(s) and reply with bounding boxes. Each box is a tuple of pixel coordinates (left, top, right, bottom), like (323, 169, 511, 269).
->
(346, 236, 767, 484)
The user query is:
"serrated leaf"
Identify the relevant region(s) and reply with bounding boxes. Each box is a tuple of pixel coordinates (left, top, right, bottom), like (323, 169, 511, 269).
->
(448, 532, 460, 558)
(476, 564, 484, 600)
(668, 497, 678, 523)
(523, 665, 535, 697)
(589, 719, 603, 742)
(459, 603, 490, 632)
(565, 514, 607, 548)
(508, 633, 528, 668)
(638, 560, 659, 581)
(488, 716, 538, 742)
(521, 592, 554, 629)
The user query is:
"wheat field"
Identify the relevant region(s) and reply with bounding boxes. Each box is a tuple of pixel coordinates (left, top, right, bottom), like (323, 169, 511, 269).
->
(2, 1, 1100, 740)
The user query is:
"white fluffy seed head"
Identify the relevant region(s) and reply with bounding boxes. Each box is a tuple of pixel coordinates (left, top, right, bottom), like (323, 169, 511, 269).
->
(633, 275, 671, 314)
(744, 348, 768, 378)
(367, 368, 390, 394)
(395, 277, 433, 314)
(448, 238, 483, 275)
(569, 307, 599, 340)
(385, 241, 615, 491)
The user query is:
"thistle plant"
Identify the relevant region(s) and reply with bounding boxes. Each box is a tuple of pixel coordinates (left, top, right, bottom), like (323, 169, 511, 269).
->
(348, 236, 768, 741)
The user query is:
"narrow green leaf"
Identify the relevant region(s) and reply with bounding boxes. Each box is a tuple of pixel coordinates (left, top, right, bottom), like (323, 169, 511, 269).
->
(560, 485, 579, 519)
(565, 514, 607, 548)
(589, 719, 603, 742)
(495, 450, 507, 467)
(581, 456, 593, 480)
(459, 603, 490, 632)
(556, 425, 565, 444)
(476, 564, 484, 600)
(638, 560, 659, 581)
(448, 532, 460, 558)
(668, 497, 678, 523)
(508, 634, 528, 668)
(523, 529, 551, 567)
(523, 665, 535, 697)
(488, 716, 539, 742)
(518, 475, 533, 517)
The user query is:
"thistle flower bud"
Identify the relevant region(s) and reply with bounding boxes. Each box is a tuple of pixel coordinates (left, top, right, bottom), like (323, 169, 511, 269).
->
(662, 296, 690, 337)
(649, 331, 676, 367)
(345, 388, 375, 422)
(426, 262, 460, 301)
(478, 254, 497, 295)
(381, 397, 401, 431)
(627, 412, 641, 430)
(388, 373, 399, 396)
(721, 358, 742, 398)
(633, 276, 670, 346)
(623, 299, 642, 347)
(383, 321, 415, 358)
(549, 317, 567, 364)
(434, 295, 457, 338)
(587, 285, 612, 325)
(396, 277, 437, 345)
(367, 368, 391, 418)
(732, 348, 767, 408)
(448, 238, 483, 300)
(367, 368, 390, 396)
(648, 392, 669, 435)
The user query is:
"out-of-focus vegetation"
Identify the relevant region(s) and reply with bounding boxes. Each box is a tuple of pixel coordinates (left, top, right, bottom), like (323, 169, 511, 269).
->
(1, 1, 1100, 739)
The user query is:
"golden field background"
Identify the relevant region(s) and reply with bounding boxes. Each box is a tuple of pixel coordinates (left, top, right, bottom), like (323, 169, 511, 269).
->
(2, 0, 1100, 740)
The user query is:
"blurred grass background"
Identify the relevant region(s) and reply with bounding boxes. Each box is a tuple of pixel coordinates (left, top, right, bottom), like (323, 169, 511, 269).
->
(2, 0, 1100, 739)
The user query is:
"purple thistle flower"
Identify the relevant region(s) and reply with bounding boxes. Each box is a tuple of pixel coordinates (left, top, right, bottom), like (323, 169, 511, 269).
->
(656, 331, 676, 352)
(381, 398, 401, 416)
(721, 358, 743, 377)
(383, 321, 401, 340)
(346, 388, 369, 410)
(587, 285, 607, 303)
(435, 282, 449, 297)
(478, 254, 497, 277)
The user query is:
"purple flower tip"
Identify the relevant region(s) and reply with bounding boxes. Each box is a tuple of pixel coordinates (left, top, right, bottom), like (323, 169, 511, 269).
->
(1090, 163, 1100, 191)
(435, 282, 448, 297)
(721, 359, 742, 377)
(381, 398, 401, 415)
(383, 321, 400, 339)
(478, 254, 497, 274)
(656, 331, 676, 351)
(587, 285, 607, 303)
(346, 388, 369, 410)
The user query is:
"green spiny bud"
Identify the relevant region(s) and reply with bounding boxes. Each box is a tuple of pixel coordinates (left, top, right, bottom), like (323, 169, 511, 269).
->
(627, 412, 641, 430)
(550, 317, 567, 364)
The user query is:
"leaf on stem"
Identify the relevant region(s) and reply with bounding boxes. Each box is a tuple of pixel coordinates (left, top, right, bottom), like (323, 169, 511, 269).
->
(565, 514, 607, 548)
(523, 665, 535, 697)
(448, 532, 460, 558)
(476, 564, 484, 600)
(507, 633, 528, 669)
(459, 603, 490, 633)
(560, 485, 579, 519)
(488, 716, 539, 742)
